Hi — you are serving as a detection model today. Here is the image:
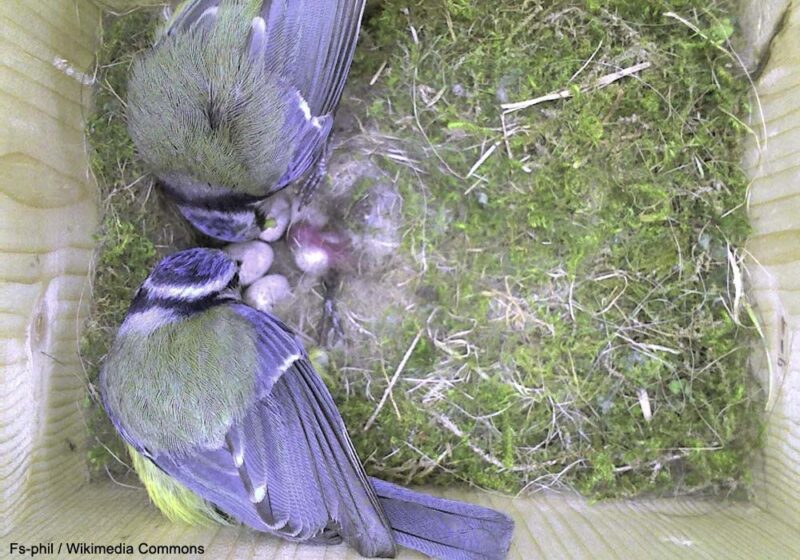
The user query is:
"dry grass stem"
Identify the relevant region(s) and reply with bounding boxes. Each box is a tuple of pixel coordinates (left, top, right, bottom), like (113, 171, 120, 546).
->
(502, 61, 651, 114)
(363, 330, 424, 431)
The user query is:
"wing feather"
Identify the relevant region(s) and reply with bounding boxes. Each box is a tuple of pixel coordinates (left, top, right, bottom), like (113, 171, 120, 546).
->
(173, 0, 365, 118)
(256, 0, 366, 116)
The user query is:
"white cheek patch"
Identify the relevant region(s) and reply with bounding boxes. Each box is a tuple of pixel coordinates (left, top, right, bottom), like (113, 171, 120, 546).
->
(143, 274, 233, 302)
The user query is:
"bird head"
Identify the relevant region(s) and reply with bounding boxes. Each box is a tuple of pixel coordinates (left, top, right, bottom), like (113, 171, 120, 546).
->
(145, 248, 239, 300)
(121, 248, 241, 334)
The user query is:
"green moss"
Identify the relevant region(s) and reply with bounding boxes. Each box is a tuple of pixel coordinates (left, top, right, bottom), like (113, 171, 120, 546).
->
(336, 0, 763, 498)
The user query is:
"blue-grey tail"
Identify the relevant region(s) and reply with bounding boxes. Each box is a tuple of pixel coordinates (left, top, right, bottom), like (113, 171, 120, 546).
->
(369, 478, 514, 560)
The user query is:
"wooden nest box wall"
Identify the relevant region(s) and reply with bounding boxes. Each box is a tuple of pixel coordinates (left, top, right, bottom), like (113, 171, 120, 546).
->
(1, 1, 798, 557)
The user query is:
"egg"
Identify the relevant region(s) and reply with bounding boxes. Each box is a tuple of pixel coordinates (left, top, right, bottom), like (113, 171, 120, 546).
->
(243, 274, 292, 312)
(258, 195, 292, 242)
(224, 241, 274, 286)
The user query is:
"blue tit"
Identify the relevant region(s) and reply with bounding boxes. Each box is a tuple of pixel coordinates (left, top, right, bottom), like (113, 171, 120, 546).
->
(127, 0, 365, 242)
(99, 248, 514, 559)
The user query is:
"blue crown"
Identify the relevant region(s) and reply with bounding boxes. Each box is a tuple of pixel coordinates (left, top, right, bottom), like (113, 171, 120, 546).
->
(144, 248, 238, 302)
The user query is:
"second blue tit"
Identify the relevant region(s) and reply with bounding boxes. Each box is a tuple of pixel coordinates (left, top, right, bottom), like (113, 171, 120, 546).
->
(99, 248, 515, 559)
(127, 0, 365, 242)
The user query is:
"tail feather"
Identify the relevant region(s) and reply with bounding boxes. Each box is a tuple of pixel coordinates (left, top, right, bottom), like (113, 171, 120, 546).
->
(370, 478, 514, 560)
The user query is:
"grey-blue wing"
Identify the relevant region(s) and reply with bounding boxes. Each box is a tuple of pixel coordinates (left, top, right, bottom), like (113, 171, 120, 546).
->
(256, 0, 366, 117)
(151, 362, 395, 556)
(254, 0, 366, 194)
(270, 99, 333, 193)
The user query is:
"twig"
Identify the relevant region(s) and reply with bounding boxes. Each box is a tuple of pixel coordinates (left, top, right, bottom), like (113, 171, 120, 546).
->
(434, 413, 506, 469)
(518, 459, 584, 495)
(727, 245, 743, 324)
(502, 61, 651, 114)
(363, 330, 423, 431)
(411, 68, 463, 178)
(502, 89, 573, 114)
(466, 142, 500, 178)
(500, 113, 513, 158)
(105, 465, 142, 490)
(569, 40, 603, 83)
(433, 413, 541, 473)
(369, 60, 388, 86)
(663, 11, 766, 156)
(637, 388, 653, 422)
(402, 8, 419, 45)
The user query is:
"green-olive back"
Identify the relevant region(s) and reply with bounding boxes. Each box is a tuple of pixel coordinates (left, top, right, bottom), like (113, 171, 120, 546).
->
(101, 306, 258, 453)
(127, 1, 294, 196)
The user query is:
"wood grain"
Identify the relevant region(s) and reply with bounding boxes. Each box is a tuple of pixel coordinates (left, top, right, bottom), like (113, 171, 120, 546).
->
(0, 0, 100, 538)
(745, 0, 800, 530)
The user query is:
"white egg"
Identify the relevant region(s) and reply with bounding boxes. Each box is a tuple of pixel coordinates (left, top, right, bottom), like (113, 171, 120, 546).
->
(258, 195, 292, 242)
(243, 274, 292, 312)
(224, 241, 274, 286)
